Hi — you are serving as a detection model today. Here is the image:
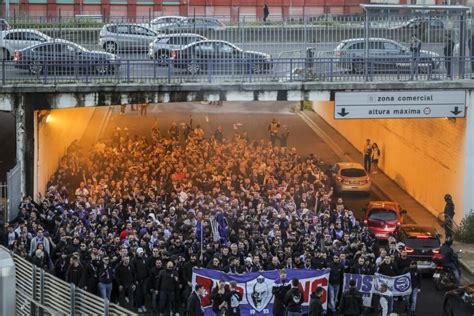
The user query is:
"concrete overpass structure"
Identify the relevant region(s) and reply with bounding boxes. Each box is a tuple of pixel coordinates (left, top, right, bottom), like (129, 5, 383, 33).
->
(1, 79, 474, 224)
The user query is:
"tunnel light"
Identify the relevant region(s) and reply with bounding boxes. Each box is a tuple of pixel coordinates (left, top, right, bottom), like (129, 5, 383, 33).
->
(45, 114, 52, 123)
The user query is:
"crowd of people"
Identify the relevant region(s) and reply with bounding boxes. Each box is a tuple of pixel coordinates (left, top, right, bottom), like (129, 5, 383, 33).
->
(3, 118, 426, 315)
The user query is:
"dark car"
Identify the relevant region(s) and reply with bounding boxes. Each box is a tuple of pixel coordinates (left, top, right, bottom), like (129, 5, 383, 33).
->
(170, 40, 272, 75)
(444, 284, 474, 316)
(0, 19, 10, 31)
(14, 40, 120, 75)
(397, 224, 441, 272)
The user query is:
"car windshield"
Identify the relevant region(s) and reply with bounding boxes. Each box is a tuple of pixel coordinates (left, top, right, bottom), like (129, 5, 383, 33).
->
(369, 209, 397, 221)
(341, 168, 366, 177)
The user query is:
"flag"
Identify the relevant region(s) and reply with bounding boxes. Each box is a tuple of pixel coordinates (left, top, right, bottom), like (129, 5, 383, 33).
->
(195, 220, 203, 242)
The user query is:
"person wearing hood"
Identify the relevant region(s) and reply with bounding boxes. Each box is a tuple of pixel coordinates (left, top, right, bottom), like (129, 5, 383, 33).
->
(284, 278, 304, 316)
(309, 286, 324, 316)
(338, 279, 363, 315)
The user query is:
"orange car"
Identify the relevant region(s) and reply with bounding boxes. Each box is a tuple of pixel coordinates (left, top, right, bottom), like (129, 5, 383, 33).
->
(363, 201, 407, 240)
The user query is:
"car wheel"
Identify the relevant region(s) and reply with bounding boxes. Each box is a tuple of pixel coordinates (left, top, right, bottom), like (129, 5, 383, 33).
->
(155, 50, 169, 66)
(104, 42, 117, 54)
(29, 61, 43, 74)
(95, 62, 111, 75)
(187, 61, 200, 74)
(0, 48, 10, 61)
(352, 61, 364, 74)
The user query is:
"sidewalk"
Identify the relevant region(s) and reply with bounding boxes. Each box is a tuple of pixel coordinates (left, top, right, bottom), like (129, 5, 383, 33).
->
(300, 109, 474, 278)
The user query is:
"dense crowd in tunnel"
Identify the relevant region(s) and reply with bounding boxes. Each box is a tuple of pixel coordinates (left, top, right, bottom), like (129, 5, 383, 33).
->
(4, 119, 425, 315)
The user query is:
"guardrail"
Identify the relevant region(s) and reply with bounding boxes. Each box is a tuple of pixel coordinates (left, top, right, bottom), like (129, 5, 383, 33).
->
(0, 245, 136, 316)
(1, 56, 472, 85)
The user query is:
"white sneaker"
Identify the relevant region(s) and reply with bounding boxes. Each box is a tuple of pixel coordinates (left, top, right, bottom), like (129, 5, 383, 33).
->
(138, 307, 143, 313)
(142, 306, 147, 312)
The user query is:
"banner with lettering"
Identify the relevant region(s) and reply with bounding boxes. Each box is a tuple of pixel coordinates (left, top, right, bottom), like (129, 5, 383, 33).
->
(343, 273, 412, 307)
(192, 268, 330, 315)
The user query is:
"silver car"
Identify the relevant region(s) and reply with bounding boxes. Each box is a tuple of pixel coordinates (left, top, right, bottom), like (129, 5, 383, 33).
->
(148, 33, 206, 64)
(99, 23, 158, 53)
(1, 29, 51, 60)
(146, 16, 185, 32)
(334, 37, 440, 73)
(331, 162, 371, 193)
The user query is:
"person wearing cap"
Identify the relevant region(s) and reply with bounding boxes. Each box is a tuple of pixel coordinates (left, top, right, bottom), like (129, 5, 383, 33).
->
(272, 269, 290, 316)
(338, 279, 363, 315)
(187, 284, 205, 316)
(132, 247, 148, 313)
(309, 286, 324, 316)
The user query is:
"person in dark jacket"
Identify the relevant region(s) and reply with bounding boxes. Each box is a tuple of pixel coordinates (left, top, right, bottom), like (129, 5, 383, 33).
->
(98, 256, 114, 301)
(440, 237, 460, 286)
(443, 194, 455, 238)
(284, 278, 304, 316)
(149, 258, 163, 312)
(309, 286, 324, 316)
(116, 256, 136, 308)
(328, 255, 344, 313)
(156, 260, 178, 315)
(339, 279, 363, 316)
(405, 261, 422, 315)
(66, 256, 84, 287)
(444, 34, 455, 78)
(378, 256, 397, 276)
(81, 253, 99, 295)
(272, 269, 291, 316)
(187, 284, 205, 316)
(211, 279, 229, 315)
(395, 250, 411, 275)
(132, 247, 149, 313)
(227, 280, 242, 316)
(54, 253, 69, 281)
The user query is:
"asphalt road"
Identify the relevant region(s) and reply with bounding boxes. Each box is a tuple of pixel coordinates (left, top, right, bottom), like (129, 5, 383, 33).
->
(86, 101, 463, 315)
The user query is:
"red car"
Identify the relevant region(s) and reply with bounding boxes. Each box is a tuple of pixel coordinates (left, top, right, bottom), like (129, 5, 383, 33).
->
(363, 201, 407, 240)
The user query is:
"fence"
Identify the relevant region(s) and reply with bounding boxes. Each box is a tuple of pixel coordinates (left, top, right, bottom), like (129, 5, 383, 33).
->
(0, 13, 472, 84)
(0, 245, 137, 316)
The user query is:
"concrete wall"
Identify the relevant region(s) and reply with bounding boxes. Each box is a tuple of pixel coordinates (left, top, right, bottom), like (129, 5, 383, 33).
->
(35, 107, 96, 195)
(313, 101, 468, 223)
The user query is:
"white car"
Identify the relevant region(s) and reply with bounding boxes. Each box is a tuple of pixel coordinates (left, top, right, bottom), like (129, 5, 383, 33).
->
(0, 29, 51, 60)
(145, 16, 185, 32)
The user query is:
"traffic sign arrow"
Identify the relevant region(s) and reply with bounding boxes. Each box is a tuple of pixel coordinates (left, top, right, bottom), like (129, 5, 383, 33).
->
(451, 106, 463, 115)
(337, 108, 349, 117)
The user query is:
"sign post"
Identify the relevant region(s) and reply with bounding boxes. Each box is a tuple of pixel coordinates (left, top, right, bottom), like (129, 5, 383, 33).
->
(334, 90, 466, 119)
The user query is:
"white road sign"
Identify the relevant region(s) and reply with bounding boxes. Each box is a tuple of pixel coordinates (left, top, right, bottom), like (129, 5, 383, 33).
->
(334, 90, 466, 119)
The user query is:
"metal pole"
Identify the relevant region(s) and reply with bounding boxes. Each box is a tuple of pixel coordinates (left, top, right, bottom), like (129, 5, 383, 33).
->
(364, 9, 369, 81)
(200, 219, 203, 266)
(5, 0, 10, 19)
(459, 13, 466, 79)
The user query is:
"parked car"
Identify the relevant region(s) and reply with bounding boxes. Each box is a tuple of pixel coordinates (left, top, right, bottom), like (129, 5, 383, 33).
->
(444, 284, 474, 316)
(14, 40, 120, 75)
(148, 33, 206, 65)
(330, 162, 371, 193)
(363, 201, 406, 240)
(146, 16, 185, 31)
(170, 40, 272, 75)
(1, 29, 51, 60)
(161, 17, 226, 32)
(334, 37, 440, 73)
(99, 23, 158, 53)
(396, 224, 441, 272)
(0, 19, 10, 31)
(392, 17, 446, 31)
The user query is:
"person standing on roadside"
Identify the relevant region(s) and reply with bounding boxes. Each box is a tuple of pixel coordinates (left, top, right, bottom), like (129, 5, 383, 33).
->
(410, 34, 422, 79)
(363, 139, 372, 173)
(443, 194, 455, 238)
(444, 34, 455, 79)
(268, 118, 280, 146)
(371, 143, 381, 174)
(338, 279, 363, 316)
(263, 4, 270, 23)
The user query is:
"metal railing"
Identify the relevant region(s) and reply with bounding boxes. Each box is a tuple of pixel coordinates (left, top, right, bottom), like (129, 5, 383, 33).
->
(1, 56, 473, 85)
(0, 13, 472, 84)
(0, 245, 136, 316)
